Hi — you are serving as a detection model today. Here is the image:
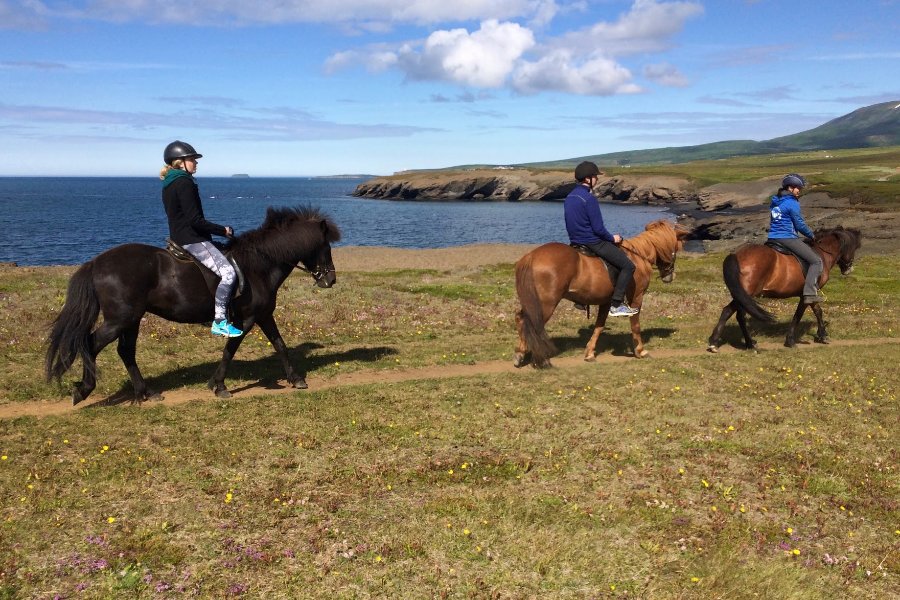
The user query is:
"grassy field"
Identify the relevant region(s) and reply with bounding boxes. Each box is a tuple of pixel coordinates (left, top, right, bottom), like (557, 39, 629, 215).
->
(0, 251, 898, 598)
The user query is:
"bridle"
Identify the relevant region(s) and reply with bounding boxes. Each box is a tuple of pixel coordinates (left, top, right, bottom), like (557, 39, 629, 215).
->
(295, 262, 335, 283)
(813, 238, 852, 270)
(658, 250, 677, 279)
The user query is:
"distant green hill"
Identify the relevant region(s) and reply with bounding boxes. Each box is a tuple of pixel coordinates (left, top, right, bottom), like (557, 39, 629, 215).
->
(518, 100, 900, 169)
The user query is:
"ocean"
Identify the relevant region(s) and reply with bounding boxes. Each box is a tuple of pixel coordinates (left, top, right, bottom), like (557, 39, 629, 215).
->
(0, 177, 674, 266)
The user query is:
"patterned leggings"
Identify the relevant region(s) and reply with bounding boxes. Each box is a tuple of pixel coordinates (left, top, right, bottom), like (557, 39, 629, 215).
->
(183, 241, 237, 322)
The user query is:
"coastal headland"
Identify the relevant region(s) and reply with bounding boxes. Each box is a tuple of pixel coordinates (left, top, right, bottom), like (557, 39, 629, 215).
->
(353, 160, 899, 254)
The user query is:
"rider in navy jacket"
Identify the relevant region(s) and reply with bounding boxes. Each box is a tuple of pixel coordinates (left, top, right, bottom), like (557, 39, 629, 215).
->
(563, 162, 637, 317)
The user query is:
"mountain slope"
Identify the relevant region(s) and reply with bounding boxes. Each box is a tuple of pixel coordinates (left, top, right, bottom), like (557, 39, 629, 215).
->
(519, 100, 900, 169)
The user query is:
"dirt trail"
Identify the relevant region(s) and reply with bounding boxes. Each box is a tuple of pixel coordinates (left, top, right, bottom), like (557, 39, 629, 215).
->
(2, 337, 896, 421)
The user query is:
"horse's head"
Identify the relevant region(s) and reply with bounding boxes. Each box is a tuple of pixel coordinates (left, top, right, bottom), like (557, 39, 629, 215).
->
(815, 226, 862, 275)
(298, 217, 340, 288)
(239, 206, 341, 287)
(644, 220, 690, 283)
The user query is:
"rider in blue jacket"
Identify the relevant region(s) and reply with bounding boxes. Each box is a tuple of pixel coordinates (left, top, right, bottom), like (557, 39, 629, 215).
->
(768, 173, 823, 304)
(564, 161, 637, 317)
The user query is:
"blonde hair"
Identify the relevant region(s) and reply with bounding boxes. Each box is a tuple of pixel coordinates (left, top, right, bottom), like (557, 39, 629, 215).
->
(159, 159, 185, 180)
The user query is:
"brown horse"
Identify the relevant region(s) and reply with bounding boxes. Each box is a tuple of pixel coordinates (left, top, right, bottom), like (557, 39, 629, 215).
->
(514, 220, 690, 367)
(707, 226, 862, 352)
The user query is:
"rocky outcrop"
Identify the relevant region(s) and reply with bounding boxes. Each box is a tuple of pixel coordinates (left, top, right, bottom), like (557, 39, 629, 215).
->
(353, 169, 696, 204)
(352, 169, 898, 252)
(352, 169, 575, 201)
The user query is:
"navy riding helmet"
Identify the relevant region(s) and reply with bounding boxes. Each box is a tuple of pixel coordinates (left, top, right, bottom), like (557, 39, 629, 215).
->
(574, 161, 601, 181)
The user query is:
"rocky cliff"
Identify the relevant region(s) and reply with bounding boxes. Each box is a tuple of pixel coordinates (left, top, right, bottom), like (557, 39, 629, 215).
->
(353, 169, 898, 253)
(352, 168, 697, 204)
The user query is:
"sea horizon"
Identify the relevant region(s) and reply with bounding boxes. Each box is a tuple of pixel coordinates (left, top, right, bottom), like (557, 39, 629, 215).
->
(1, 176, 674, 266)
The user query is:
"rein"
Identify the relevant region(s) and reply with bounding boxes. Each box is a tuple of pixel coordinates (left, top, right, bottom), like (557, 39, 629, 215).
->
(812, 237, 851, 270)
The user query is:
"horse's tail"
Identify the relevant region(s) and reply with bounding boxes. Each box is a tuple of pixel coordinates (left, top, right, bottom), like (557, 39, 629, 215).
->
(723, 253, 776, 323)
(45, 261, 99, 382)
(515, 253, 556, 366)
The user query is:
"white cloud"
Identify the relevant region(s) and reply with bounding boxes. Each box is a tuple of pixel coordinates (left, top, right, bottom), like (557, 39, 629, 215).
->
(553, 0, 704, 57)
(56, 0, 556, 26)
(512, 51, 641, 95)
(396, 20, 535, 87)
(643, 62, 688, 87)
(323, 1, 701, 96)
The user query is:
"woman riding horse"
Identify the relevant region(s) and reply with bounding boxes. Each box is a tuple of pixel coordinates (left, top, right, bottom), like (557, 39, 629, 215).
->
(707, 226, 862, 352)
(46, 206, 340, 405)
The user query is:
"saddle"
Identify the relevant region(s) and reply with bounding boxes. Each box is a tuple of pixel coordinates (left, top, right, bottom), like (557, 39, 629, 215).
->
(570, 243, 621, 280)
(764, 240, 809, 276)
(165, 238, 246, 298)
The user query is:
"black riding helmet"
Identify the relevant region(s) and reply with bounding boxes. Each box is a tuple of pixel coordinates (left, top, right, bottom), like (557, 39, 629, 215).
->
(574, 161, 601, 182)
(164, 140, 202, 165)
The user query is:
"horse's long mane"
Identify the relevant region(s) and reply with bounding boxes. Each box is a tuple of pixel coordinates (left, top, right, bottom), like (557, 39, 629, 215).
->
(811, 226, 862, 256)
(620, 219, 679, 261)
(229, 206, 341, 271)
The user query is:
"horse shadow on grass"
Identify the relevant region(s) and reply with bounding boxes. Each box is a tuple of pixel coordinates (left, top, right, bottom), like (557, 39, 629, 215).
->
(714, 320, 818, 350)
(550, 326, 677, 358)
(83, 342, 398, 409)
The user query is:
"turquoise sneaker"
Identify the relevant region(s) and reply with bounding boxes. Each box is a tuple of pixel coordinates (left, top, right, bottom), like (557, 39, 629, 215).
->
(211, 320, 243, 337)
(608, 304, 639, 317)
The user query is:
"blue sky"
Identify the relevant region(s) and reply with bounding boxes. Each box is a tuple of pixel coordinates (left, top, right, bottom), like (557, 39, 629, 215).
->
(2, 0, 898, 176)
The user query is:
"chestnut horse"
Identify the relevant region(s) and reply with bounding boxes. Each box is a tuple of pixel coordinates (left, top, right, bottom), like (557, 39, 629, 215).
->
(707, 226, 861, 352)
(514, 220, 690, 367)
(46, 206, 340, 405)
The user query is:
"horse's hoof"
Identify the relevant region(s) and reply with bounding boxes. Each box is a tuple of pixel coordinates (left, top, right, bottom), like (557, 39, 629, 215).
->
(784, 340, 795, 348)
(513, 354, 528, 368)
(72, 393, 84, 406)
(706, 344, 719, 354)
(215, 388, 232, 399)
(292, 379, 309, 390)
(583, 353, 596, 362)
(635, 350, 649, 358)
(814, 336, 830, 344)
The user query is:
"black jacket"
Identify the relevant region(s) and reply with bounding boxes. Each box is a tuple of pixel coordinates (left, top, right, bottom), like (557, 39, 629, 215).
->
(162, 174, 228, 245)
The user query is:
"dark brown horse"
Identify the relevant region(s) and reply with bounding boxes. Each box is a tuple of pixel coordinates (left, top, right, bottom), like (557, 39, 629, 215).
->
(707, 226, 862, 352)
(514, 220, 690, 367)
(46, 206, 340, 405)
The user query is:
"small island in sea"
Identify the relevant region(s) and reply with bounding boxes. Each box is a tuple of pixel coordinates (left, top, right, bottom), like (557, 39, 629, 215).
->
(231, 174, 250, 178)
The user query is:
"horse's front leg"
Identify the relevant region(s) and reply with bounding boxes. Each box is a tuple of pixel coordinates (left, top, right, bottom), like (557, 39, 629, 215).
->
(584, 302, 610, 362)
(256, 314, 308, 389)
(810, 303, 829, 344)
(707, 301, 737, 353)
(784, 300, 807, 348)
(208, 333, 247, 399)
(630, 303, 649, 358)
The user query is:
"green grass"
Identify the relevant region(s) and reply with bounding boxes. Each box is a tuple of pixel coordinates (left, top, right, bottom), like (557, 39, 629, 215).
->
(547, 146, 900, 210)
(0, 254, 898, 598)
